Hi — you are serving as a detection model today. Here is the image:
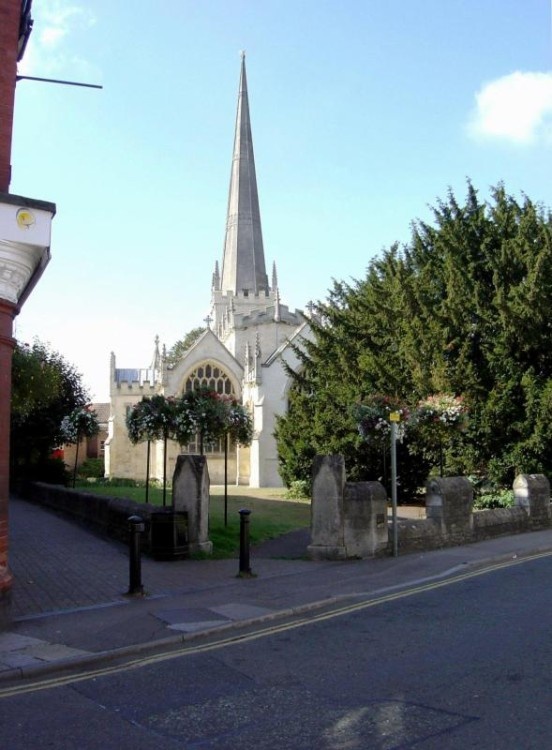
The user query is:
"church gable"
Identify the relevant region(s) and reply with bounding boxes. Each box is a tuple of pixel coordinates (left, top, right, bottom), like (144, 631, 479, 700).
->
(165, 329, 243, 396)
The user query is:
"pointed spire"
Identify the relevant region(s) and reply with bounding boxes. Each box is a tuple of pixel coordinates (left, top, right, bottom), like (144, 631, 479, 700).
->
(274, 287, 281, 323)
(253, 333, 262, 383)
(151, 335, 161, 371)
(212, 261, 220, 290)
(220, 54, 269, 296)
(271, 261, 278, 292)
(244, 340, 251, 372)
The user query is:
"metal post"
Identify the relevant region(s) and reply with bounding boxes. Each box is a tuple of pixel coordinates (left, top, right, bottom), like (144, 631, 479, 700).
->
(238, 508, 252, 576)
(145, 439, 150, 504)
(162, 435, 168, 507)
(391, 422, 398, 557)
(224, 432, 228, 527)
(127, 515, 145, 595)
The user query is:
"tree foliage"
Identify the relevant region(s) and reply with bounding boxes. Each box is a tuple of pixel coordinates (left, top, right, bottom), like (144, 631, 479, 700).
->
(276, 182, 552, 493)
(11, 340, 89, 483)
(165, 327, 204, 368)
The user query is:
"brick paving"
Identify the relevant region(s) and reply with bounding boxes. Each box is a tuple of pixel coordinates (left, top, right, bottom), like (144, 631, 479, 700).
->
(8, 497, 428, 620)
(7, 496, 312, 621)
(9, 497, 132, 618)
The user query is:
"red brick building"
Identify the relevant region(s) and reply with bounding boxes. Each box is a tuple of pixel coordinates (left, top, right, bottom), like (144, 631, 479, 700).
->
(0, 1, 55, 621)
(0, 0, 32, 192)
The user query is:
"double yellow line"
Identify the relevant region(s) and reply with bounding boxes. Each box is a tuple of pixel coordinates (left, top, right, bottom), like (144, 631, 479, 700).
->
(2, 549, 550, 699)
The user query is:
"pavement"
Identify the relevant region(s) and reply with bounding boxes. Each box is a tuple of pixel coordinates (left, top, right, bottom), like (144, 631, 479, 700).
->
(2, 495, 552, 686)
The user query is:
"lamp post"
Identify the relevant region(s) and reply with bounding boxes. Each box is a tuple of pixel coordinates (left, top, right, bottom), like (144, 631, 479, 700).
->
(0, 192, 55, 621)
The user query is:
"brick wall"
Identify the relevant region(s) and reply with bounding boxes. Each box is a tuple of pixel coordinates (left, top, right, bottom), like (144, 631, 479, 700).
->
(0, 0, 21, 191)
(0, 301, 16, 608)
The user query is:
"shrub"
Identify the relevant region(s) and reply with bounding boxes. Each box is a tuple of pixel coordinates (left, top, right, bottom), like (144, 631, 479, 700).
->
(473, 489, 515, 510)
(283, 479, 311, 500)
(27, 457, 70, 486)
(77, 458, 105, 479)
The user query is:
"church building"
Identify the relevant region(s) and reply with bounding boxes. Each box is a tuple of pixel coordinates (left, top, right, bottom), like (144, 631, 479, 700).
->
(105, 56, 310, 487)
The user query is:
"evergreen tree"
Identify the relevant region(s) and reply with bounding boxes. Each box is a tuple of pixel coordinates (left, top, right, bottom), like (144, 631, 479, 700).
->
(165, 327, 204, 367)
(276, 182, 552, 492)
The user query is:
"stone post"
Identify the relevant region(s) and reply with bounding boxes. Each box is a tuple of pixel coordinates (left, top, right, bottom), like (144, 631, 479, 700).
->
(513, 474, 551, 529)
(343, 481, 389, 558)
(308, 455, 347, 560)
(308, 455, 389, 560)
(172, 455, 213, 555)
(425, 476, 473, 544)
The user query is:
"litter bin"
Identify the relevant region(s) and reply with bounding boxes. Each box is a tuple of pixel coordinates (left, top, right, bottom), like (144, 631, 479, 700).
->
(150, 511, 189, 560)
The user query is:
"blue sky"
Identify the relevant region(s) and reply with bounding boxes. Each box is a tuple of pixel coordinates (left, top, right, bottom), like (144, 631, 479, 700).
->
(11, 0, 552, 402)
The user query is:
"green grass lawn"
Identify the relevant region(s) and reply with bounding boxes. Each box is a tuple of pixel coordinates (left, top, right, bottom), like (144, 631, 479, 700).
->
(77, 482, 311, 558)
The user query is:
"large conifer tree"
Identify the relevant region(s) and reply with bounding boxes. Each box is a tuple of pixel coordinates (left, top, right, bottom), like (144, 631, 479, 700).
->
(276, 182, 552, 491)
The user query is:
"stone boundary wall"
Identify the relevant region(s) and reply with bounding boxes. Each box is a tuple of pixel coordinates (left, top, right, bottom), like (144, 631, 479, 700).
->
(16, 482, 163, 553)
(17, 467, 552, 561)
(311, 457, 552, 559)
(397, 506, 532, 554)
(398, 473, 551, 554)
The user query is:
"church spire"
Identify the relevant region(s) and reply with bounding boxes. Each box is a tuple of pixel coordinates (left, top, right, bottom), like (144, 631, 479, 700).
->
(220, 53, 269, 296)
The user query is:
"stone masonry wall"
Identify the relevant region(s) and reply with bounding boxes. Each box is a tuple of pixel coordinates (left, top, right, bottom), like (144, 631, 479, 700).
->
(311, 457, 552, 558)
(18, 482, 160, 553)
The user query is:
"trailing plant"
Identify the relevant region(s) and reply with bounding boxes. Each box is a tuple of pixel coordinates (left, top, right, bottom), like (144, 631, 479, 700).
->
(126, 395, 181, 505)
(60, 406, 100, 487)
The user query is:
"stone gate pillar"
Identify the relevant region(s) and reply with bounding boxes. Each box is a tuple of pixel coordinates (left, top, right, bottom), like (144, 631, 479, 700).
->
(308, 455, 389, 560)
(343, 481, 388, 558)
(173, 455, 212, 555)
(513, 474, 551, 529)
(308, 455, 347, 560)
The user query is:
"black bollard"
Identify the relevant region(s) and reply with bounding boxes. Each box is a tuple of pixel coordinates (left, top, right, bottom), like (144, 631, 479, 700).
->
(127, 515, 145, 595)
(238, 508, 252, 577)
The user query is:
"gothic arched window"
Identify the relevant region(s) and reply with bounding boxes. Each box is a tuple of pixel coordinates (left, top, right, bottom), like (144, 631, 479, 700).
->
(183, 362, 237, 453)
(185, 362, 234, 396)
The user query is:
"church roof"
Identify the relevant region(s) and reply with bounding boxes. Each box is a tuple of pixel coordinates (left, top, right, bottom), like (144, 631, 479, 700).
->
(220, 54, 269, 296)
(91, 402, 110, 425)
(263, 319, 310, 367)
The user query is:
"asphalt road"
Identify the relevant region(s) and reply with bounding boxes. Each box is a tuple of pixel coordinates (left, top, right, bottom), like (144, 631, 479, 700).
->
(1, 553, 551, 749)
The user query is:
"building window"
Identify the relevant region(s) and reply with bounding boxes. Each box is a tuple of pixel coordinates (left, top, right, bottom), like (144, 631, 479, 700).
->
(184, 362, 237, 454)
(185, 362, 235, 397)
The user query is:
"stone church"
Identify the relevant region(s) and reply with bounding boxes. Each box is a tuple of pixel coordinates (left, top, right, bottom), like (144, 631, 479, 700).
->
(105, 56, 310, 487)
